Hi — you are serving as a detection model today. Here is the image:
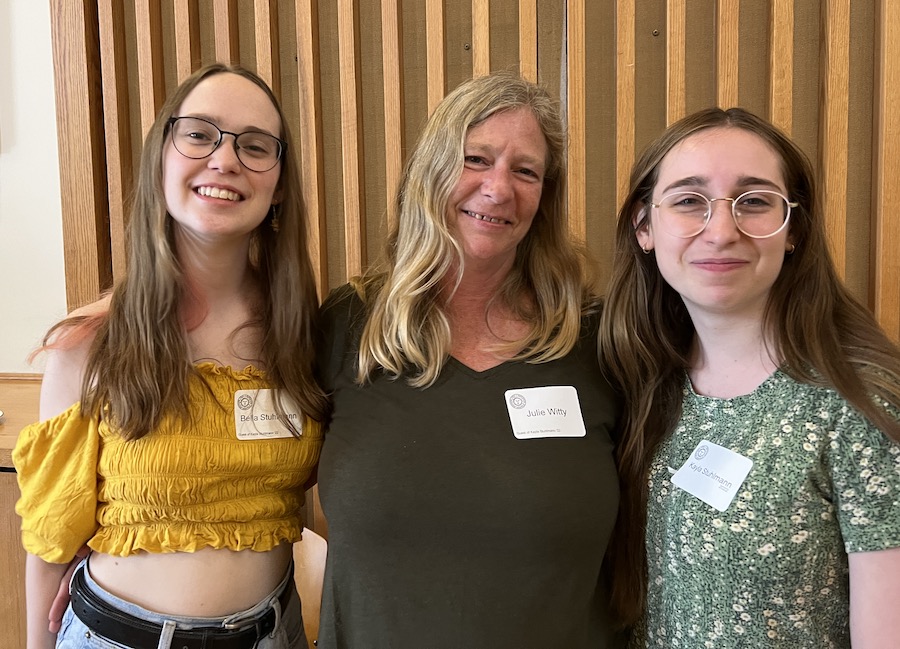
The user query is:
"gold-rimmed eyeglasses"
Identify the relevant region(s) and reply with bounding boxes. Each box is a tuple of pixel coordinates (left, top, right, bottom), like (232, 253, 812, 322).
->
(649, 190, 797, 239)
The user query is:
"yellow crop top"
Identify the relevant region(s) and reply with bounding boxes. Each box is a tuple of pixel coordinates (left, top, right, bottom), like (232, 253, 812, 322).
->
(13, 363, 323, 564)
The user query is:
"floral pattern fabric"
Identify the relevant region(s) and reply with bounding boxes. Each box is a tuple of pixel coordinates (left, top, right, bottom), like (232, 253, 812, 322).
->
(636, 370, 900, 648)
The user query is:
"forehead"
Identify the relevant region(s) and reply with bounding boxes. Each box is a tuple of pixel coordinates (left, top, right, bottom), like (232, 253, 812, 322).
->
(466, 108, 548, 161)
(177, 73, 281, 134)
(656, 126, 785, 188)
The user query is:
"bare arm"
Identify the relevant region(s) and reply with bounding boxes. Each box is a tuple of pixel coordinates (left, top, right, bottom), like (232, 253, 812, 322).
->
(25, 554, 70, 649)
(849, 546, 900, 648)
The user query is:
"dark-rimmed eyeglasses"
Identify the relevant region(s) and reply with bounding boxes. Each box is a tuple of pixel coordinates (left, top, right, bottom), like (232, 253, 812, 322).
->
(649, 190, 797, 239)
(166, 116, 286, 173)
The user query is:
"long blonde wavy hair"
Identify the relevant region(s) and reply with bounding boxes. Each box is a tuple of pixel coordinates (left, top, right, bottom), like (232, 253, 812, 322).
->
(599, 107, 900, 626)
(46, 63, 328, 439)
(355, 72, 597, 387)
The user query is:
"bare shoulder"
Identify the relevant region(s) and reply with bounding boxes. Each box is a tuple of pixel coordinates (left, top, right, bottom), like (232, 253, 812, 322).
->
(39, 295, 110, 420)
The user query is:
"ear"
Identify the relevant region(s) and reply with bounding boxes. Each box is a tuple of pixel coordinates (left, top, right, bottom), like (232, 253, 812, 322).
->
(633, 204, 654, 253)
(271, 188, 283, 205)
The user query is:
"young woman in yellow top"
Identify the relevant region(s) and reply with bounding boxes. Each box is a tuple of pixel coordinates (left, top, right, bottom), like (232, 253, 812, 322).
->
(14, 63, 326, 649)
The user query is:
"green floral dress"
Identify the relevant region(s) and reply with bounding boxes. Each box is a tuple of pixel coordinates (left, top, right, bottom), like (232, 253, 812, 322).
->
(636, 370, 900, 648)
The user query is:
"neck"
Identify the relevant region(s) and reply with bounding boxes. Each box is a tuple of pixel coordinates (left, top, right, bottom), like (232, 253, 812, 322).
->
(175, 231, 255, 304)
(688, 309, 779, 398)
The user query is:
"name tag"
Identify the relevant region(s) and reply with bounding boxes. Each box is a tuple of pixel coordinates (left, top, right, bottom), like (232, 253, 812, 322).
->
(234, 389, 303, 440)
(504, 386, 586, 439)
(670, 439, 752, 512)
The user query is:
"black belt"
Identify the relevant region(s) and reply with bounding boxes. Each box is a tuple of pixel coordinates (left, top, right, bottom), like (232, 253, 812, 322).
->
(70, 564, 295, 649)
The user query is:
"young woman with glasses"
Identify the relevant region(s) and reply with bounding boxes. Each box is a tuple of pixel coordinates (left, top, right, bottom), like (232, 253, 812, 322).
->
(600, 107, 900, 647)
(14, 63, 326, 649)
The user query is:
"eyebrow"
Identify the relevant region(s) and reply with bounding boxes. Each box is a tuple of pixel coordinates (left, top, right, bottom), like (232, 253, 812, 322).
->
(464, 142, 547, 171)
(183, 113, 280, 138)
(661, 175, 783, 194)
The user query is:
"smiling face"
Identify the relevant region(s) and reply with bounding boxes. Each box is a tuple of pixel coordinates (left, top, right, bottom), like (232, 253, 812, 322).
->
(636, 126, 796, 321)
(162, 72, 282, 244)
(447, 108, 548, 271)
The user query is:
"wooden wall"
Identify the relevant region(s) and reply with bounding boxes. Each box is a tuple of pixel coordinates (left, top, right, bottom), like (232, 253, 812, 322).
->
(48, 0, 900, 342)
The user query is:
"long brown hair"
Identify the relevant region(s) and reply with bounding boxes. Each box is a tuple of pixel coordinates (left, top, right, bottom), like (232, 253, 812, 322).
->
(599, 107, 900, 625)
(47, 63, 327, 438)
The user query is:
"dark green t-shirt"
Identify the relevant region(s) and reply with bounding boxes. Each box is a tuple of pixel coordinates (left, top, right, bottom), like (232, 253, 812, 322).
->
(315, 285, 622, 649)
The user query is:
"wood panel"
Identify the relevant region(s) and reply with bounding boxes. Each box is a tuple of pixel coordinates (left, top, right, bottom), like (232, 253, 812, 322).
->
(820, 0, 851, 277)
(381, 0, 405, 229)
(0, 473, 27, 649)
(873, 0, 900, 340)
(0, 376, 40, 649)
(338, 0, 367, 277)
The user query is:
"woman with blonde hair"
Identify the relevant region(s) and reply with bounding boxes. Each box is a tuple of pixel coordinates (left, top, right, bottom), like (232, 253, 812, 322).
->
(15, 63, 326, 648)
(316, 72, 621, 648)
(601, 106, 900, 647)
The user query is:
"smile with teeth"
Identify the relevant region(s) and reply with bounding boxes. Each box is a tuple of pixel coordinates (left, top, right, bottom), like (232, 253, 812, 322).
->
(196, 186, 242, 201)
(464, 210, 509, 225)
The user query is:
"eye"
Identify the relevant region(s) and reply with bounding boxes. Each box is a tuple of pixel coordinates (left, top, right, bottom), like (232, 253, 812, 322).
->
(516, 167, 541, 180)
(464, 155, 488, 166)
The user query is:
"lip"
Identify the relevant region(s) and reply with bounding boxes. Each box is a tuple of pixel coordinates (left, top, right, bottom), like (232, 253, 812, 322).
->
(462, 209, 511, 225)
(690, 258, 748, 271)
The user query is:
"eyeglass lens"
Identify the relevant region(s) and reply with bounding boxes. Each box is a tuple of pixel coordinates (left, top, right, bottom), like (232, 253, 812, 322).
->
(169, 117, 282, 172)
(657, 191, 790, 238)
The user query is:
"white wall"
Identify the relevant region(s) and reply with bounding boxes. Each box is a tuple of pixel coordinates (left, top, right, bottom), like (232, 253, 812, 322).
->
(0, 0, 66, 373)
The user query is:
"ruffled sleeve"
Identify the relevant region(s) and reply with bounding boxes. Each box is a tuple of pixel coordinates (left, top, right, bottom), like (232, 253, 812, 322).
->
(13, 403, 101, 563)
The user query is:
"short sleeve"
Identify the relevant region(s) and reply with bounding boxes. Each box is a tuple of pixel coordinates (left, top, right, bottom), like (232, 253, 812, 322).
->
(828, 401, 900, 553)
(13, 404, 101, 563)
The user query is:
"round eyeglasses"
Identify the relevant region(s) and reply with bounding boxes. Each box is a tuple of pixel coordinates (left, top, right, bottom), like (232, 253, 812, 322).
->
(649, 190, 797, 239)
(166, 116, 286, 173)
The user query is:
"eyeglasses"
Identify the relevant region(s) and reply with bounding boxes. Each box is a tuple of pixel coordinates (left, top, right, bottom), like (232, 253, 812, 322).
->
(649, 190, 797, 239)
(166, 116, 286, 172)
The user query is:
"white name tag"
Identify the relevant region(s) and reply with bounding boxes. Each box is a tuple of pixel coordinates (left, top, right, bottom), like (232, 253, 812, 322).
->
(670, 439, 752, 512)
(234, 389, 303, 440)
(504, 386, 586, 439)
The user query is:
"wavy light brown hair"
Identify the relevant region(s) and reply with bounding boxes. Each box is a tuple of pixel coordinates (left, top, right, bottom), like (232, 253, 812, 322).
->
(47, 63, 327, 438)
(355, 71, 598, 387)
(599, 106, 900, 626)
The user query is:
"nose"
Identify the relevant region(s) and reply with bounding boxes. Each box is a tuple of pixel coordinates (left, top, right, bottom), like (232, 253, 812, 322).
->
(208, 134, 242, 172)
(702, 198, 740, 242)
(481, 167, 513, 203)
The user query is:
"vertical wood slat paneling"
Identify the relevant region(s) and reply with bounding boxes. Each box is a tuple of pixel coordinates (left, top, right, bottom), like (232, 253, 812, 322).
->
(819, 0, 851, 277)
(615, 0, 636, 206)
(49, 0, 110, 308)
(47, 2, 900, 345)
(381, 0, 404, 229)
(97, 0, 132, 283)
(873, 0, 900, 340)
(134, 0, 164, 137)
(566, 0, 586, 241)
(666, 0, 686, 125)
(254, 0, 280, 96)
(472, 0, 490, 77)
(296, 0, 329, 296)
(426, 0, 446, 114)
(716, 0, 739, 108)
(173, 0, 200, 83)
(214, 0, 240, 64)
(518, 0, 538, 82)
(768, 0, 794, 134)
(338, 0, 367, 277)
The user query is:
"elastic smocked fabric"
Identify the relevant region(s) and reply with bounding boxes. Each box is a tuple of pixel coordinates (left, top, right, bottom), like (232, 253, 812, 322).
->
(14, 363, 322, 563)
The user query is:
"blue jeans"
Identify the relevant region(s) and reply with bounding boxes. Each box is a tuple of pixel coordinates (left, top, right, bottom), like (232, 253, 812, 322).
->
(57, 559, 307, 649)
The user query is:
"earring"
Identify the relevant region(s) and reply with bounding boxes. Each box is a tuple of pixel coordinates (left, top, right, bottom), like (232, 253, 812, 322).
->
(641, 244, 651, 255)
(270, 204, 280, 233)
(786, 243, 796, 254)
